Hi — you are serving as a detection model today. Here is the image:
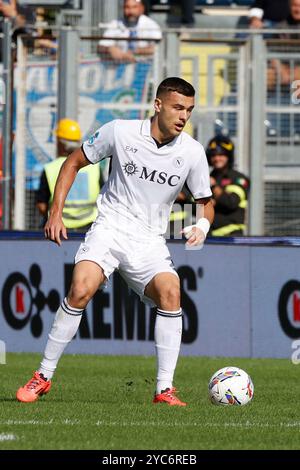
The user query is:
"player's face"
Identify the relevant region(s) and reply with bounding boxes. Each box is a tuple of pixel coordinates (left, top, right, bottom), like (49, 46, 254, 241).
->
(291, 0, 300, 21)
(155, 91, 195, 139)
(210, 154, 229, 170)
(124, 0, 144, 22)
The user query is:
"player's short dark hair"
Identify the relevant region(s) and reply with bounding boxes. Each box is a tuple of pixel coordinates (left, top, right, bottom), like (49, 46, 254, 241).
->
(156, 77, 195, 98)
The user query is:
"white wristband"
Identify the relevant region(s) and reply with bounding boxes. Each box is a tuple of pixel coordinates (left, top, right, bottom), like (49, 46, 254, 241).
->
(195, 218, 210, 238)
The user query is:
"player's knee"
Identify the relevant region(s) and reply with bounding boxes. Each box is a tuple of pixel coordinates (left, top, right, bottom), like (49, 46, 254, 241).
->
(158, 282, 180, 310)
(68, 279, 93, 309)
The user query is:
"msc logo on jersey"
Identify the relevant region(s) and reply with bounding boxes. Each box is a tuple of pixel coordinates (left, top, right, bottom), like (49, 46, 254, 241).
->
(122, 161, 181, 187)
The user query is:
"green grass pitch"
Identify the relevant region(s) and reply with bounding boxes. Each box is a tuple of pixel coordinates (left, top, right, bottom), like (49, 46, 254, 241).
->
(1, 353, 300, 450)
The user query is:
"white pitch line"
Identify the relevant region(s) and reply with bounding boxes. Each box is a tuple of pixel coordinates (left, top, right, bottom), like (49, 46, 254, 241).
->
(94, 421, 300, 428)
(1, 419, 54, 426)
(0, 433, 17, 442)
(1, 420, 300, 429)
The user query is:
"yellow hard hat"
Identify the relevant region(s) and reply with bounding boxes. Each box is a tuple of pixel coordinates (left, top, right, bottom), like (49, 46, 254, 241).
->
(55, 118, 82, 141)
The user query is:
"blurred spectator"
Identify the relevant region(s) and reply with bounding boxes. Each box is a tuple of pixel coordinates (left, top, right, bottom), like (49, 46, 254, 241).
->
(206, 135, 249, 236)
(0, 0, 27, 29)
(278, 0, 300, 36)
(33, 35, 57, 58)
(0, 1, 36, 61)
(98, 0, 162, 63)
(33, 7, 57, 57)
(265, 0, 300, 139)
(249, 0, 290, 29)
(267, 0, 300, 90)
(36, 119, 100, 231)
(268, 59, 300, 92)
(168, 0, 196, 26)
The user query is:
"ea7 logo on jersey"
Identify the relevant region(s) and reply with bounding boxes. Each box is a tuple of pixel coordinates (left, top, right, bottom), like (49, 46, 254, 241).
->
(122, 162, 181, 187)
(124, 145, 138, 153)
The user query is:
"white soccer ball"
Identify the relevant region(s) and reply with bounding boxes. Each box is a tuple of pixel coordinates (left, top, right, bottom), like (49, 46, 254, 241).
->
(208, 366, 254, 406)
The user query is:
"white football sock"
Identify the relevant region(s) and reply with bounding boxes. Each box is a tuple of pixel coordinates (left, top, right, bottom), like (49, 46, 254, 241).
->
(38, 298, 83, 380)
(154, 308, 182, 394)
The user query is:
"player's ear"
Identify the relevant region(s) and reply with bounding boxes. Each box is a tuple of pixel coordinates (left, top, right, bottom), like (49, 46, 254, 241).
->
(154, 97, 162, 113)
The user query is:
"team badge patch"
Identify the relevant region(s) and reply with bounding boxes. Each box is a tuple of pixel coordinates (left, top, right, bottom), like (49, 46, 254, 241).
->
(173, 157, 184, 169)
(87, 131, 100, 146)
(79, 245, 90, 254)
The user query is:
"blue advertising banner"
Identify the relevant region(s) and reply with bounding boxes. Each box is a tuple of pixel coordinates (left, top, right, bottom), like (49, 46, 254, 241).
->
(14, 58, 152, 189)
(1, 237, 300, 358)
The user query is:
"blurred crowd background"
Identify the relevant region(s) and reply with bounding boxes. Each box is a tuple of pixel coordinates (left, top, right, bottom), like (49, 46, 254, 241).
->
(1, 0, 300, 237)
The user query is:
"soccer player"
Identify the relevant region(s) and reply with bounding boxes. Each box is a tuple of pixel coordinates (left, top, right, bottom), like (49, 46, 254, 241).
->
(16, 77, 214, 406)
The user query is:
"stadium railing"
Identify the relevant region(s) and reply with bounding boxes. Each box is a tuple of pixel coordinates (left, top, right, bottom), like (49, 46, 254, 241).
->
(3, 25, 300, 237)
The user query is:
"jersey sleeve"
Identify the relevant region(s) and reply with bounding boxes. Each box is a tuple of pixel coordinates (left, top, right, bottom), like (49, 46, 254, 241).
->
(82, 120, 116, 164)
(186, 146, 212, 200)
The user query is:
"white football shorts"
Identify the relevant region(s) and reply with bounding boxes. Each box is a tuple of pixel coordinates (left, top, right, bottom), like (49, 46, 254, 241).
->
(74, 220, 178, 306)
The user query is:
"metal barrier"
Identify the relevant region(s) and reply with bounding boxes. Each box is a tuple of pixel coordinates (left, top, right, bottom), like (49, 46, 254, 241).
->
(178, 35, 249, 174)
(0, 34, 3, 231)
(12, 28, 162, 230)
(3, 25, 300, 236)
(1, 21, 13, 231)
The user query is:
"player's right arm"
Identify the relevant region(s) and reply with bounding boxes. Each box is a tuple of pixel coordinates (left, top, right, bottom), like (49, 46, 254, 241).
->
(44, 147, 90, 246)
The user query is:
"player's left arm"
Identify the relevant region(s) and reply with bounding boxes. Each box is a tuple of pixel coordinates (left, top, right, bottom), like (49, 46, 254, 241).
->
(182, 197, 214, 247)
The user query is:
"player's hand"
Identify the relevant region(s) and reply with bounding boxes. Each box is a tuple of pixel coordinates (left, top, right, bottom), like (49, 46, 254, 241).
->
(44, 213, 68, 246)
(181, 225, 206, 248)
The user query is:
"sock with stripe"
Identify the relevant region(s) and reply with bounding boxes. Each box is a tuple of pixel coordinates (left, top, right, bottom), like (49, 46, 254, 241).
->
(38, 298, 83, 380)
(154, 308, 183, 394)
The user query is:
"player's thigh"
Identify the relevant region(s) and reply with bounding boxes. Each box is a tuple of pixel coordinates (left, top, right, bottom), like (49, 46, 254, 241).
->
(144, 272, 181, 310)
(68, 260, 106, 301)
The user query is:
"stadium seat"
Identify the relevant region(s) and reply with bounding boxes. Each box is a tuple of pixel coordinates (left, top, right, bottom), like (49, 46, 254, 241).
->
(151, 0, 253, 6)
(196, 0, 252, 4)
(234, 0, 252, 5)
(150, 0, 170, 5)
(196, 1, 231, 5)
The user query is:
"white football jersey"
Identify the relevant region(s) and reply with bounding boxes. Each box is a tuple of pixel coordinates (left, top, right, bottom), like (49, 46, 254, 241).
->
(82, 119, 212, 238)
